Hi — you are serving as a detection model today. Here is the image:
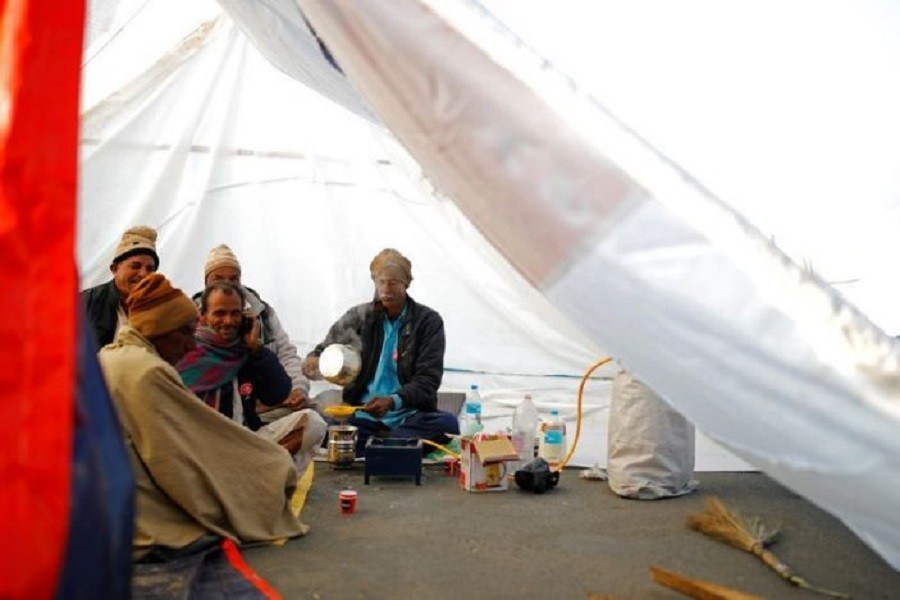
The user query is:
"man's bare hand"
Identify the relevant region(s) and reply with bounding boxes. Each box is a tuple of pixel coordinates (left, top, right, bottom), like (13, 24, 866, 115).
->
(363, 396, 394, 419)
(278, 428, 304, 455)
(302, 356, 322, 380)
(283, 389, 307, 410)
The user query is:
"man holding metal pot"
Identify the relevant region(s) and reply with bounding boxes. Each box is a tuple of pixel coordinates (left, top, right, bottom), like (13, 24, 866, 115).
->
(303, 248, 459, 454)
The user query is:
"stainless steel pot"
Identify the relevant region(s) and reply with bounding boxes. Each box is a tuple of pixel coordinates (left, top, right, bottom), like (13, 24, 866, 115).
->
(319, 343, 362, 387)
(327, 424, 358, 469)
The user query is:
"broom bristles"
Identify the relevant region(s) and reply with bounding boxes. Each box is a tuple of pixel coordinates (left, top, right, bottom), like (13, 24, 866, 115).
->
(686, 496, 851, 599)
(686, 496, 777, 554)
(650, 566, 764, 600)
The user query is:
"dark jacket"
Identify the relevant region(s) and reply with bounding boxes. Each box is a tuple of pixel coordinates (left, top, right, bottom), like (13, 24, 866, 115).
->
(309, 296, 444, 412)
(212, 348, 292, 432)
(81, 280, 122, 348)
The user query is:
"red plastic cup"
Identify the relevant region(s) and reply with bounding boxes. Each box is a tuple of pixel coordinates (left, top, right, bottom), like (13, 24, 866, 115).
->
(339, 489, 358, 514)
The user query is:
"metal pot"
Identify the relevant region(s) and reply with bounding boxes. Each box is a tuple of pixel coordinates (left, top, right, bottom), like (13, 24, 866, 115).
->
(327, 424, 358, 469)
(319, 343, 361, 387)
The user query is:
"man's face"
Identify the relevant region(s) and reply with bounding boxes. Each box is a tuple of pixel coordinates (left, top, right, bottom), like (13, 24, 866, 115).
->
(202, 288, 244, 341)
(374, 270, 408, 316)
(153, 318, 197, 365)
(206, 266, 241, 287)
(111, 254, 157, 296)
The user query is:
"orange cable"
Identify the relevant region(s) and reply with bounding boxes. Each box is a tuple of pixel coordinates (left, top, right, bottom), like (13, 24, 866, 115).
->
(420, 438, 461, 459)
(554, 357, 612, 472)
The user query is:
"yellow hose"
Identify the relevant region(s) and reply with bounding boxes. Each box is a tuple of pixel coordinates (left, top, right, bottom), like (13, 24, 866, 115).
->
(553, 356, 612, 472)
(422, 357, 611, 469)
(420, 438, 461, 459)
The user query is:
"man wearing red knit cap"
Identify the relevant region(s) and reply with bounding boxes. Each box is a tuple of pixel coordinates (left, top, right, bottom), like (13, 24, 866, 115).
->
(99, 273, 307, 560)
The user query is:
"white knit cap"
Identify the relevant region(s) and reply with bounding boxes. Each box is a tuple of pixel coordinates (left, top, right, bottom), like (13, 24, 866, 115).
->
(204, 244, 241, 279)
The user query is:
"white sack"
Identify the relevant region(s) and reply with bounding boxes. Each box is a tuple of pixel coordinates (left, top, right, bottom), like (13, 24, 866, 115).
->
(608, 370, 698, 499)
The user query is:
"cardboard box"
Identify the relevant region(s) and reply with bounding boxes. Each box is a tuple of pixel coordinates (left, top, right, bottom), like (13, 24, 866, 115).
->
(458, 434, 519, 492)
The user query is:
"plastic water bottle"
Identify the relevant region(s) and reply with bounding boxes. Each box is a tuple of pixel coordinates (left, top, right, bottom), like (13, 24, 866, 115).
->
(460, 384, 484, 437)
(512, 394, 538, 465)
(538, 409, 567, 467)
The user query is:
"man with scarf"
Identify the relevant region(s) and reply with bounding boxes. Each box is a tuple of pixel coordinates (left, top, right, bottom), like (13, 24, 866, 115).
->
(178, 282, 326, 474)
(303, 248, 458, 455)
(99, 274, 306, 560)
(196, 244, 312, 421)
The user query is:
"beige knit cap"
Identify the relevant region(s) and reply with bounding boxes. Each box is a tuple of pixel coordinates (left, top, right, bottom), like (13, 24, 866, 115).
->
(370, 248, 412, 285)
(204, 244, 242, 279)
(113, 225, 159, 266)
(126, 273, 197, 338)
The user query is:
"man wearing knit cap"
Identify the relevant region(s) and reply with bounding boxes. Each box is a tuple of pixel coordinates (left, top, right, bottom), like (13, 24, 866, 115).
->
(82, 225, 160, 348)
(195, 244, 312, 421)
(99, 273, 307, 560)
(303, 248, 458, 455)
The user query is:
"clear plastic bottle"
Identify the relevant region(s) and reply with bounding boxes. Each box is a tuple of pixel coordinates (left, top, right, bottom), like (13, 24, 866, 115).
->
(538, 409, 567, 467)
(459, 384, 483, 437)
(511, 394, 538, 465)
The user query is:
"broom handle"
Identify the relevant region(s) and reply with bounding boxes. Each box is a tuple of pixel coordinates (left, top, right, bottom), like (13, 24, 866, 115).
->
(753, 546, 850, 599)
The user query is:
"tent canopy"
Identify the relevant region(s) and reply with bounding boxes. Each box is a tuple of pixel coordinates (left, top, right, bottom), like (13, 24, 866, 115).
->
(80, 0, 625, 467)
(80, 0, 900, 568)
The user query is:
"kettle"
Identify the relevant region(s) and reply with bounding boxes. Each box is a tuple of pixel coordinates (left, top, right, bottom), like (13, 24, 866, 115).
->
(319, 343, 362, 386)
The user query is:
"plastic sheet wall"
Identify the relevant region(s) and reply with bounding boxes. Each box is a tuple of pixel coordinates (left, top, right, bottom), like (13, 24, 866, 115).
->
(297, 0, 900, 569)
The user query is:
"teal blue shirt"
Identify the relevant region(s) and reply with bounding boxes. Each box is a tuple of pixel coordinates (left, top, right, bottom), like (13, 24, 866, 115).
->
(355, 304, 414, 427)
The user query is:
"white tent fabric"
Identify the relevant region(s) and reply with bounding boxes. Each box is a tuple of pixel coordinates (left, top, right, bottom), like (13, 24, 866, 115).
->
(483, 0, 900, 335)
(79, 0, 900, 566)
(79, 0, 654, 469)
(294, 0, 900, 568)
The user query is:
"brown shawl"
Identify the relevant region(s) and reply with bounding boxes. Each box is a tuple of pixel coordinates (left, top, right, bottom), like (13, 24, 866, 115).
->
(99, 327, 307, 560)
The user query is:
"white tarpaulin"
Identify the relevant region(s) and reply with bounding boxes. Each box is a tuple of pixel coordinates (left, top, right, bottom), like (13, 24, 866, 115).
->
(295, 0, 900, 568)
(80, 0, 900, 567)
(80, 0, 636, 469)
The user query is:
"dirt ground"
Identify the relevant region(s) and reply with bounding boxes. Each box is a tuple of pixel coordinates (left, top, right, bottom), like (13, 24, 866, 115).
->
(244, 463, 899, 599)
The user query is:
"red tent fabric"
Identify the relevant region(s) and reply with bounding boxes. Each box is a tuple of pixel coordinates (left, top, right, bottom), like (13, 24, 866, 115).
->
(0, 0, 85, 597)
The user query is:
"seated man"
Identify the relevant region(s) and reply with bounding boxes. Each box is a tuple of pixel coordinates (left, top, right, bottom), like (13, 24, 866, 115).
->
(82, 225, 159, 347)
(197, 244, 311, 420)
(303, 248, 458, 454)
(98, 273, 306, 561)
(178, 281, 326, 474)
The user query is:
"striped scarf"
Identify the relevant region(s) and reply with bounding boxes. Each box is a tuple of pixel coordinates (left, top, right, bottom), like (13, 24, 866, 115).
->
(177, 326, 248, 407)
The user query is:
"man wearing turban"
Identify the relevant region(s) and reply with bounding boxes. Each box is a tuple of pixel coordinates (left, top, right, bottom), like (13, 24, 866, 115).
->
(303, 248, 459, 454)
(99, 274, 307, 560)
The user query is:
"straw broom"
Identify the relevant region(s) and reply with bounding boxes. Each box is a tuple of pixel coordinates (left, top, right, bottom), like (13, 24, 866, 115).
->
(650, 566, 763, 600)
(686, 496, 850, 599)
